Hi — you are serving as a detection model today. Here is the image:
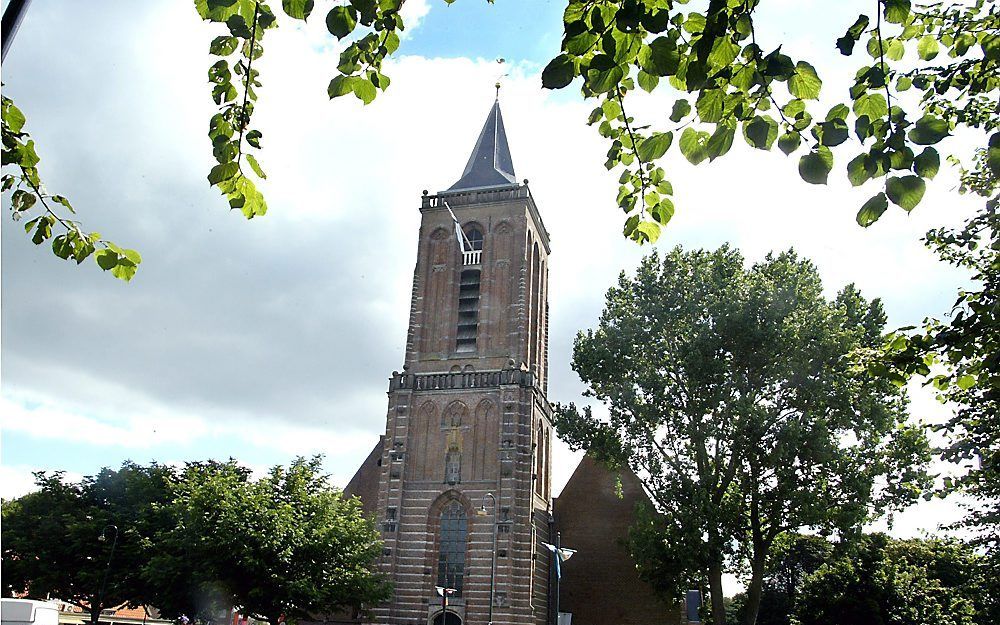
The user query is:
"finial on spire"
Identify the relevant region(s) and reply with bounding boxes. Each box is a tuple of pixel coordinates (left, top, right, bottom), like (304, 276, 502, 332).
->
(495, 57, 507, 101)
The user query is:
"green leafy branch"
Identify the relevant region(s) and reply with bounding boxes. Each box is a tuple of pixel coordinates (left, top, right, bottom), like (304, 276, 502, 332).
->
(195, 0, 407, 219)
(1, 96, 141, 281)
(541, 0, 999, 240)
(198, 0, 277, 218)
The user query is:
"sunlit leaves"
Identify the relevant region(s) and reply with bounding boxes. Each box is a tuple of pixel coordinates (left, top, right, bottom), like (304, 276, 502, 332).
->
(853, 92, 888, 120)
(788, 61, 823, 100)
(913, 147, 940, 179)
(856, 191, 888, 226)
(837, 14, 870, 56)
(886, 175, 926, 211)
(281, 0, 313, 20)
(326, 6, 357, 39)
(679, 127, 711, 165)
(542, 55, 577, 89)
(638, 37, 680, 76)
(908, 115, 950, 145)
(637, 132, 673, 162)
(669, 99, 691, 122)
(883, 0, 911, 24)
(2, 95, 138, 280)
(744, 115, 777, 150)
(799, 147, 834, 184)
(916, 35, 939, 60)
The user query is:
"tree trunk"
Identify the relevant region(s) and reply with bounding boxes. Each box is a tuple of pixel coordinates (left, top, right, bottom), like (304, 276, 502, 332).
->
(89, 600, 101, 625)
(708, 556, 726, 625)
(742, 554, 767, 625)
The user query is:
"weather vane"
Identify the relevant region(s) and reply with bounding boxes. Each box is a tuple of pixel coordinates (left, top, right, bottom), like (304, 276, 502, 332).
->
(495, 57, 507, 100)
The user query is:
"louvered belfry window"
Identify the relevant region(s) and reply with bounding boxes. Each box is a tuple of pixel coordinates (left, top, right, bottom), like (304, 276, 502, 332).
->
(456, 268, 481, 353)
(437, 501, 467, 594)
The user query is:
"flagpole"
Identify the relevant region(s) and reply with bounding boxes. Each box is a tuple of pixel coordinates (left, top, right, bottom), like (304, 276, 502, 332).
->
(554, 531, 561, 625)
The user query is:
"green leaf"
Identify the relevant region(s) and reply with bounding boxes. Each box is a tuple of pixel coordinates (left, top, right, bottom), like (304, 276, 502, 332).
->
(883, 0, 910, 24)
(95, 248, 119, 271)
(52, 195, 75, 213)
(788, 61, 822, 100)
(743, 115, 777, 150)
(637, 70, 659, 93)
(208, 162, 240, 185)
(327, 75, 354, 99)
(246, 154, 266, 179)
(695, 89, 725, 123)
(908, 115, 949, 145)
(210, 35, 239, 56)
(913, 147, 939, 179)
(111, 258, 139, 282)
(678, 127, 710, 165)
(853, 93, 888, 120)
(706, 123, 735, 161)
(585, 57, 624, 93)
(847, 153, 875, 186)
(634, 220, 661, 244)
(541, 55, 576, 89)
(352, 78, 377, 104)
(856, 192, 888, 227)
(637, 37, 680, 77)
(886, 175, 925, 211)
(836, 14, 869, 56)
(777, 132, 801, 155)
(916, 35, 939, 60)
(2, 100, 26, 133)
(246, 129, 262, 148)
(669, 99, 691, 123)
(956, 374, 976, 390)
(798, 146, 833, 184)
(637, 132, 673, 162)
(326, 6, 357, 39)
(282, 0, 314, 20)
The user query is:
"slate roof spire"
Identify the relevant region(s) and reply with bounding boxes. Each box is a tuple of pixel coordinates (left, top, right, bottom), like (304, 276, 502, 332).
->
(447, 96, 517, 191)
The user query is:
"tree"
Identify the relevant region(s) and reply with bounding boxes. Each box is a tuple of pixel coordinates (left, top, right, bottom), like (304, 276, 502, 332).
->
(148, 456, 390, 625)
(724, 534, 833, 625)
(793, 534, 987, 625)
(1, 464, 177, 625)
(555, 245, 931, 625)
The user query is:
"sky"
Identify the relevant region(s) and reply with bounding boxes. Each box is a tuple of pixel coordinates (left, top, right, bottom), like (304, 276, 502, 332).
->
(0, 0, 980, 561)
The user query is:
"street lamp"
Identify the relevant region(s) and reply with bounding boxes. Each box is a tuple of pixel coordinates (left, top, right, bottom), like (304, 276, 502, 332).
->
(476, 493, 498, 625)
(97, 524, 119, 620)
(434, 586, 457, 625)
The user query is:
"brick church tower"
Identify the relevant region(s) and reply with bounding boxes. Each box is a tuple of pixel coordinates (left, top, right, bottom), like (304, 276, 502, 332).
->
(370, 98, 554, 625)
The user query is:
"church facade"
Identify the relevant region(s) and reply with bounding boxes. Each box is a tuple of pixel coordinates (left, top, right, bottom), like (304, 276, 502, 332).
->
(341, 99, 680, 625)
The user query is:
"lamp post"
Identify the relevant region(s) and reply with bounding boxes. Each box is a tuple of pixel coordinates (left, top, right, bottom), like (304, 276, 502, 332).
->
(97, 524, 119, 621)
(434, 586, 457, 624)
(1, 0, 33, 61)
(477, 493, 499, 625)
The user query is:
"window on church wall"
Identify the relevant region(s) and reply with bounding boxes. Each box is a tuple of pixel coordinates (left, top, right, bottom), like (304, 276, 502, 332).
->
(535, 421, 545, 496)
(437, 501, 467, 594)
(445, 451, 461, 484)
(456, 269, 481, 353)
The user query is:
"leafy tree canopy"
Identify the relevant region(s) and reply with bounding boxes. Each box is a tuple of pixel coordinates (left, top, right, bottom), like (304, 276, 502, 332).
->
(2, 457, 388, 625)
(555, 245, 931, 625)
(1, 464, 176, 625)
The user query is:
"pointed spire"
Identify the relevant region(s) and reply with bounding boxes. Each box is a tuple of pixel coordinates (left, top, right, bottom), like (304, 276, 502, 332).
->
(447, 98, 517, 192)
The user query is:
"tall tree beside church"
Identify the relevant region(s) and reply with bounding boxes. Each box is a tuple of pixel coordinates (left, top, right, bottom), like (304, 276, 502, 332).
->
(555, 246, 931, 625)
(1, 463, 177, 625)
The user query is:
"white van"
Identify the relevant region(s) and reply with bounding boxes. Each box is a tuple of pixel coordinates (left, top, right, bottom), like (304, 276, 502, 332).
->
(1, 599, 59, 625)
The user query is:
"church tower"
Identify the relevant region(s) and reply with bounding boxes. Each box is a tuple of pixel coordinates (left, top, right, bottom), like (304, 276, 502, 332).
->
(371, 98, 554, 625)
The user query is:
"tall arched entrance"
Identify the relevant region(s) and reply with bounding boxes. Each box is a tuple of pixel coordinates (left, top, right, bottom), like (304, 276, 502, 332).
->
(431, 610, 462, 625)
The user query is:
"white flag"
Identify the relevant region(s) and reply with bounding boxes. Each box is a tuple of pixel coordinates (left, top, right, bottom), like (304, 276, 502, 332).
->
(443, 201, 472, 253)
(541, 541, 577, 579)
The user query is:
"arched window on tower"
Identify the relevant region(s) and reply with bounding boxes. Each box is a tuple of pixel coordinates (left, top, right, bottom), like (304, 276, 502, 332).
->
(462, 225, 484, 266)
(437, 501, 468, 594)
